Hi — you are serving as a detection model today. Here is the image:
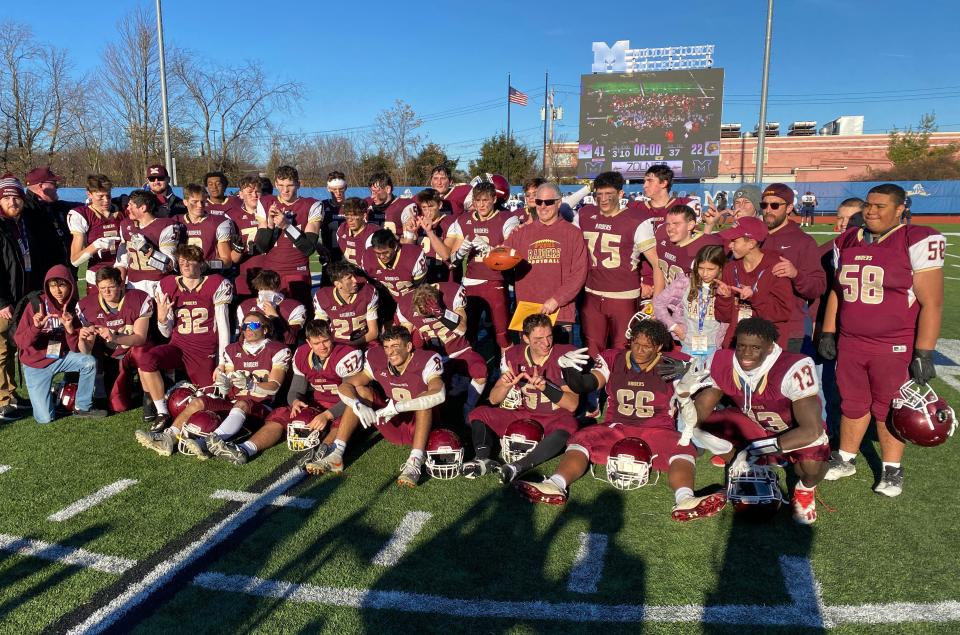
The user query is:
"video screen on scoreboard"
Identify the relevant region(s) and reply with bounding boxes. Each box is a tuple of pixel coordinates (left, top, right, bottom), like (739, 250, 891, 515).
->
(577, 68, 724, 179)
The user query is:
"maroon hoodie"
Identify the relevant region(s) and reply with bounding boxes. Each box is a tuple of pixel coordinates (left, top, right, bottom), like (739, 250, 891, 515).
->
(14, 264, 80, 369)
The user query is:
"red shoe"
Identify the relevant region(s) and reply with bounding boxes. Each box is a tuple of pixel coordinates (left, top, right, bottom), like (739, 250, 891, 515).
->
(514, 479, 568, 505)
(710, 455, 726, 467)
(792, 488, 817, 525)
(671, 492, 726, 522)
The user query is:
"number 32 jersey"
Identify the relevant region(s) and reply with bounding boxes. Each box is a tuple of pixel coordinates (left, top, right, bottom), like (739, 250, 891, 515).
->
(832, 225, 945, 352)
(157, 273, 233, 352)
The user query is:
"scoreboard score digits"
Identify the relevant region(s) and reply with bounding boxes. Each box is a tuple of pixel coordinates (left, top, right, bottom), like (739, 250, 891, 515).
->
(577, 68, 724, 179)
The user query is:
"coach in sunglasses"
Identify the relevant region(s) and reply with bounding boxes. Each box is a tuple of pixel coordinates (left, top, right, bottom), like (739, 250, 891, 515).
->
(760, 182, 826, 353)
(143, 164, 186, 218)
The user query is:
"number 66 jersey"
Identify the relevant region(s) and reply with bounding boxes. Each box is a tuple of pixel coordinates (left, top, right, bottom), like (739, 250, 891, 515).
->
(833, 224, 945, 353)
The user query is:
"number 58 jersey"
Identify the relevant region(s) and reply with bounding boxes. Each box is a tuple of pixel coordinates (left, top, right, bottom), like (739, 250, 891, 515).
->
(833, 225, 945, 353)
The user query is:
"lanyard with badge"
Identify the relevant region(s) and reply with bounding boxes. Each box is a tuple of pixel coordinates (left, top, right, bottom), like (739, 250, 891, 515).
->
(42, 298, 65, 359)
(13, 218, 31, 272)
(733, 264, 765, 321)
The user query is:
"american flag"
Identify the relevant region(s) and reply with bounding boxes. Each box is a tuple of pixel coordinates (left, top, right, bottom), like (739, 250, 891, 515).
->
(508, 86, 528, 106)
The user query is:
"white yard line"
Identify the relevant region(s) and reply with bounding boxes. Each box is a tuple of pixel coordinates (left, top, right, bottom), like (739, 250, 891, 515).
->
(67, 466, 305, 635)
(209, 489, 314, 509)
(0, 534, 135, 575)
(371, 511, 432, 567)
(0, 465, 10, 475)
(566, 532, 609, 594)
(48, 480, 139, 523)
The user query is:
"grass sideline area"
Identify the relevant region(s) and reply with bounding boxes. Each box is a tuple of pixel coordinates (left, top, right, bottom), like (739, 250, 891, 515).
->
(0, 221, 958, 633)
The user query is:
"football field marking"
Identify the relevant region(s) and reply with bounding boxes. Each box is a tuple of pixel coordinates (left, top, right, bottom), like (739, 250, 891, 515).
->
(66, 466, 305, 635)
(210, 489, 315, 509)
(566, 532, 608, 594)
(372, 511, 432, 567)
(0, 465, 10, 475)
(191, 555, 960, 627)
(47, 479, 139, 522)
(0, 534, 135, 575)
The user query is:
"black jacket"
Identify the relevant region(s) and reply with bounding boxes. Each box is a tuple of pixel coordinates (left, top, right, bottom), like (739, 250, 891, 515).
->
(0, 216, 34, 311)
(22, 189, 75, 274)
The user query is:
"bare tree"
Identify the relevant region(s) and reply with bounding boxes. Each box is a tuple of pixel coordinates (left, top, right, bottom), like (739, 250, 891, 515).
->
(370, 100, 422, 184)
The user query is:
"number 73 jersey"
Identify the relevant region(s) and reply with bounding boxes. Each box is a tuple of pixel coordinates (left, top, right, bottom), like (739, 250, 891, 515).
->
(833, 225, 945, 352)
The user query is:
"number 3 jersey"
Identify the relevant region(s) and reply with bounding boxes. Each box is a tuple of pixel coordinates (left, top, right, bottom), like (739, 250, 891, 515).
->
(157, 273, 233, 353)
(707, 347, 820, 435)
(593, 349, 678, 429)
(832, 224, 945, 353)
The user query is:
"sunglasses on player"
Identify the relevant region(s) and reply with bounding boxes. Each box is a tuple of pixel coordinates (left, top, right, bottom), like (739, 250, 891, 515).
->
(759, 201, 784, 210)
(242, 321, 263, 331)
(147, 176, 166, 182)
(534, 198, 558, 206)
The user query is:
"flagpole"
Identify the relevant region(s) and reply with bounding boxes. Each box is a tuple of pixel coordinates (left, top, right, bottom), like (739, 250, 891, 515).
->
(507, 73, 512, 142)
(542, 71, 548, 174)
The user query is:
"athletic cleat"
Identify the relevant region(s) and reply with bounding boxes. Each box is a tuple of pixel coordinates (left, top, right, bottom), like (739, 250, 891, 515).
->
(671, 492, 727, 522)
(304, 450, 344, 476)
(823, 451, 856, 480)
(710, 455, 726, 467)
(149, 413, 172, 433)
(297, 443, 330, 469)
(396, 457, 422, 488)
(874, 466, 904, 497)
(135, 429, 176, 456)
(207, 436, 248, 465)
(498, 463, 519, 485)
(791, 488, 817, 524)
(179, 436, 210, 460)
(462, 458, 501, 479)
(514, 479, 567, 505)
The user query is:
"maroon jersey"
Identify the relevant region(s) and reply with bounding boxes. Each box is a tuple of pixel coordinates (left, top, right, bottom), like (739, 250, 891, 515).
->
(501, 343, 576, 414)
(177, 213, 233, 271)
(76, 288, 153, 359)
(206, 195, 241, 216)
(447, 210, 521, 283)
(411, 213, 458, 281)
(443, 184, 471, 215)
(158, 273, 233, 352)
(395, 282, 469, 356)
(655, 227, 724, 286)
(226, 205, 259, 249)
(364, 346, 444, 403)
(629, 196, 691, 230)
(833, 224, 945, 353)
(594, 349, 677, 429)
(118, 217, 181, 284)
(361, 243, 427, 298)
(708, 348, 821, 435)
(336, 222, 378, 267)
(256, 194, 323, 275)
(67, 205, 126, 281)
(221, 339, 291, 403)
(376, 196, 413, 234)
(237, 296, 307, 346)
(313, 283, 379, 344)
(574, 205, 655, 299)
(291, 343, 364, 408)
(715, 251, 795, 349)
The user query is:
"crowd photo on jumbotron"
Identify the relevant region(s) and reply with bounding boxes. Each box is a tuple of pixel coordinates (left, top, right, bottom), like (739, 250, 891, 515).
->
(1, 1, 959, 632)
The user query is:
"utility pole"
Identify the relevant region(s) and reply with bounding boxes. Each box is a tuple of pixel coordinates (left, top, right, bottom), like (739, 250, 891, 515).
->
(542, 72, 548, 175)
(754, 0, 774, 185)
(156, 0, 173, 183)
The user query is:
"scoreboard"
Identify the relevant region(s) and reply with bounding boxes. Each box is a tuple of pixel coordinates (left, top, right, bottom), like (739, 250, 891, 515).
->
(577, 68, 724, 179)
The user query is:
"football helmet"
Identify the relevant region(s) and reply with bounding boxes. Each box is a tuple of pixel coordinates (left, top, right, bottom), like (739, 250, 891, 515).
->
(500, 385, 523, 410)
(165, 381, 198, 420)
(286, 407, 324, 452)
(500, 418, 543, 463)
(471, 173, 510, 203)
(606, 437, 655, 490)
(53, 382, 78, 412)
(624, 301, 655, 340)
(177, 410, 222, 454)
(890, 380, 957, 447)
(424, 429, 463, 480)
(727, 462, 784, 520)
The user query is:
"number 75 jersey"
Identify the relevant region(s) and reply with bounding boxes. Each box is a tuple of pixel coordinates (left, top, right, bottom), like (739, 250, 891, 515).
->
(833, 225, 945, 352)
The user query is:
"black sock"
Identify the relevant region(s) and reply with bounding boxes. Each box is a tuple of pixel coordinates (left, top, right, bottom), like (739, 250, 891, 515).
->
(470, 420, 494, 460)
(511, 430, 570, 475)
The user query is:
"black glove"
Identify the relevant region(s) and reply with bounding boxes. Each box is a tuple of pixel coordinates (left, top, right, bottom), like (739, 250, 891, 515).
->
(656, 356, 690, 382)
(910, 349, 936, 385)
(817, 332, 837, 361)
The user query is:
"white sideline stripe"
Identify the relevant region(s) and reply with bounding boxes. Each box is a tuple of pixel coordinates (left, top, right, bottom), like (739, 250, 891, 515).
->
(210, 489, 315, 509)
(191, 556, 960, 626)
(0, 534, 135, 575)
(372, 511, 432, 567)
(567, 532, 608, 594)
(0, 465, 9, 475)
(940, 373, 960, 394)
(67, 467, 305, 635)
(47, 479, 139, 522)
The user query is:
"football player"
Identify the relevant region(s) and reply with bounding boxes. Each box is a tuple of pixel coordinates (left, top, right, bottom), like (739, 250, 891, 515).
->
(305, 325, 445, 488)
(819, 183, 945, 496)
(76, 266, 154, 413)
(336, 197, 379, 268)
(429, 164, 471, 215)
(630, 165, 691, 294)
(466, 314, 580, 482)
(396, 283, 486, 417)
(136, 245, 232, 430)
(575, 170, 663, 358)
(515, 320, 724, 522)
(400, 188, 457, 282)
(227, 175, 267, 299)
(443, 181, 520, 351)
(115, 190, 181, 296)
(320, 170, 347, 254)
(252, 165, 322, 307)
(177, 183, 236, 273)
(367, 171, 408, 229)
(656, 204, 723, 287)
(67, 174, 125, 293)
(237, 269, 307, 347)
(361, 228, 427, 299)
(314, 261, 379, 347)
(203, 171, 234, 214)
(681, 317, 829, 524)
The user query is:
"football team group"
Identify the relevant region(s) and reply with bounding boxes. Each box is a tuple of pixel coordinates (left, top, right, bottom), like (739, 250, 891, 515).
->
(0, 161, 953, 526)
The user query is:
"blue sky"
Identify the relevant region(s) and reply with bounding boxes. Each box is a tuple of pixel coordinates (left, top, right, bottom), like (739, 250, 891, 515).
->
(9, 0, 960, 165)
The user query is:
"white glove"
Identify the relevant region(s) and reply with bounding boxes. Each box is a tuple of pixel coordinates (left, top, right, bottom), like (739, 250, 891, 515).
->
(472, 240, 493, 257)
(229, 371, 250, 390)
(729, 449, 751, 474)
(558, 347, 591, 371)
(353, 402, 378, 429)
(375, 399, 399, 425)
(214, 372, 232, 396)
(676, 368, 710, 399)
(677, 399, 699, 446)
(129, 233, 148, 252)
(92, 237, 120, 250)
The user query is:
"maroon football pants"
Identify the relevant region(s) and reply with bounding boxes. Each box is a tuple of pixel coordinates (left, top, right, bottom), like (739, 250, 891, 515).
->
(465, 283, 510, 349)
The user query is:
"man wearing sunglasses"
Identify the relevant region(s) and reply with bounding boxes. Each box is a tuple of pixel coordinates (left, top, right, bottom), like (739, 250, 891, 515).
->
(143, 164, 186, 218)
(759, 183, 826, 353)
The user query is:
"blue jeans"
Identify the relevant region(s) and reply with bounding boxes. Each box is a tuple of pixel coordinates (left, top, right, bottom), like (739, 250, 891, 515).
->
(22, 352, 97, 423)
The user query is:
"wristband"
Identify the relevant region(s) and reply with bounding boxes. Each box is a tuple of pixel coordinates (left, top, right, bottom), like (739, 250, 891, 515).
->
(542, 380, 565, 404)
